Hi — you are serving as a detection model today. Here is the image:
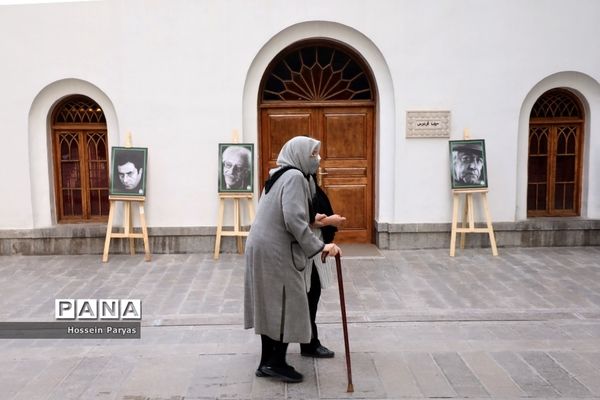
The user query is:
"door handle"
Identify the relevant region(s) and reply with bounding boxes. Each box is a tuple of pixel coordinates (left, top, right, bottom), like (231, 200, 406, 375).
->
(317, 167, 328, 186)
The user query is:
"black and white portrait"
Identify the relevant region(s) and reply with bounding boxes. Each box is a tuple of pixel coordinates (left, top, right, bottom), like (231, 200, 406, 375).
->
(110, 147, 148, 196)
(218, 143, 253, 193)
(449, 140, 487, 189)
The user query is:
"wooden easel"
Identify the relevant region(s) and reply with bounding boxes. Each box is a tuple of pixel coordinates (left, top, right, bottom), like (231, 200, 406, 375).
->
(213, 129, 256, 259)
(450, 189, 498, 256)
(102, 196, 151, 262)
(449, 129, 498, 257)
(102, 133, 151, 263)
(213, 193, 255, 259)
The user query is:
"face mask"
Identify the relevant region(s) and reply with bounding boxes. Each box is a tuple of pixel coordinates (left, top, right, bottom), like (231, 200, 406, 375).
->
(308, 154, 320, 174)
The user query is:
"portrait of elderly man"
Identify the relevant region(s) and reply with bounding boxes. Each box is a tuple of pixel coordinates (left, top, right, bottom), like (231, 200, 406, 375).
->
(219, 144, 253, 192)
(450, 140, 487, 189)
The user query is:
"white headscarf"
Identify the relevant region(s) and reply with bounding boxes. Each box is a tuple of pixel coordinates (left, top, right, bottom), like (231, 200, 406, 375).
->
(273, 136, 321, 176)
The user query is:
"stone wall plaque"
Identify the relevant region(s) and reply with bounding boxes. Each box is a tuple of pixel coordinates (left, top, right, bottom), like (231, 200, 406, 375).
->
(406, 111, 451, 138)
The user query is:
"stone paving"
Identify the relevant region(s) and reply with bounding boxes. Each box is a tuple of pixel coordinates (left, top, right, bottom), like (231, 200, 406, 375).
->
(0, 246, 599, 399)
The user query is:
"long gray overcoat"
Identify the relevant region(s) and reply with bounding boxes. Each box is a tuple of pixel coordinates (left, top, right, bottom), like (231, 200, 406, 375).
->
(244, 169, 324, 343)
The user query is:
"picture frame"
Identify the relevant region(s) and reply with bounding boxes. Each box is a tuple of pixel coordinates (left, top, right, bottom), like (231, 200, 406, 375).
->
(110, 147, 148, 196)
(218, 143, 254, 193)
(449, 139, 487, 189)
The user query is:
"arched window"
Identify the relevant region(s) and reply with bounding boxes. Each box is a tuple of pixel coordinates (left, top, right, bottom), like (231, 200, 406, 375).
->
(261, 43, 373, 102)
(52, 95, 109, 222)
(527, 89, 584, 216)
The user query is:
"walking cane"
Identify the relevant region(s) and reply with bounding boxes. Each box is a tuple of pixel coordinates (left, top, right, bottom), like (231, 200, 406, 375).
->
(323, 252, 354, 392)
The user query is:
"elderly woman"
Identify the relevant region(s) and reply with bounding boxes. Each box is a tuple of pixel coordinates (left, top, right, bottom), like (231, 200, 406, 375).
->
(244, 136, 341, 383)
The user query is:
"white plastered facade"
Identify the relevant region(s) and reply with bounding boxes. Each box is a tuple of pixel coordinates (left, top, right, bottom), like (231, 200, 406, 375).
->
(1, 0, 599, 236)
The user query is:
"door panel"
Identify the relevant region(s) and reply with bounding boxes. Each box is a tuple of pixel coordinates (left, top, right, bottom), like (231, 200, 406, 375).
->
(260, 108, 316, 177)
(260, 106, 374, 243)
(323, 113, 368, 159)
(320, 107, 372, 242)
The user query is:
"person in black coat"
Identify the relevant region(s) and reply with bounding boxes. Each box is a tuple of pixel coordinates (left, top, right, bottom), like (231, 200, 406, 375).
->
(301, 174, 346, 358)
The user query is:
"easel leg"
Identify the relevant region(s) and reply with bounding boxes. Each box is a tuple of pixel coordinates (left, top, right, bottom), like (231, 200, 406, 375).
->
(467, 194, 475, 230)
(139, 203, 151, 261)
(234, 198, 244, 254)
(247, 197, 255, 222)
(102, 200, 116, 263)
(482, 192, 498, 256)
(122, 201, 135, 255)
(214, 197, 225, 259)
(450, 193, 460, 257)
(460, 194, 468, 250)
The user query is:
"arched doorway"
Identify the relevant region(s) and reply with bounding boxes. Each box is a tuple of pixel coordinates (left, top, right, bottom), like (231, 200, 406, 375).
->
(259, 40, 376, 242)
(51, 95, 109, 222)
(527, 89, 584, 217)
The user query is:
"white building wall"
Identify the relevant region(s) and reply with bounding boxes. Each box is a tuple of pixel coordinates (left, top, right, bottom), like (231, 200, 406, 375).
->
(1, 0, 599, 230)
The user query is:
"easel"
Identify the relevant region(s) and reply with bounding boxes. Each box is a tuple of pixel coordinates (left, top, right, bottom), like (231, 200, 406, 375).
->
(213, 129, 255, 259)
(449, 129, 498, 257)
(213, 193, 255, 259)
(102, 133, 151, 263)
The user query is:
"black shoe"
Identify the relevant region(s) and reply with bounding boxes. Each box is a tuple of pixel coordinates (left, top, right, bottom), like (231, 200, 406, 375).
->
(301, 344, 335, 358)
(255, 367, 268, 377)
(258, 363, 303, 383)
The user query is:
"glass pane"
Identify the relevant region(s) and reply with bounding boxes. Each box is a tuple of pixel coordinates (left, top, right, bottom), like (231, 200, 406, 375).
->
(564, 183, 574, 210)
(529, 127, 548, 155)
(527, 184, 536, 210)
(61, 161, 81, 188)
(88, 161, 108, 188)
(100, 189, 109, 215)
(527, 155, 547, 183)
(59, 132, 79, 161)
(62, 189, 73, 216)
(557, 126, 577, 154)
(85, 131, 109, 218)
(555, 155, 575, 182)
(62, 189, 82, 216)
(72, 190, 82, 215)
(90, 189, 109, 216)
(530, 89, 582, 118)
(537, 184, 547, 210)
(554, 183, 565, 209)
(527, 183, 547, 211)
(567, 129, 576, 153)
(55, 96, 106, 124)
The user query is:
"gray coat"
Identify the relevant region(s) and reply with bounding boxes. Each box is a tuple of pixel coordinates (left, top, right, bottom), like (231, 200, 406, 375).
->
(244, 169, 324, 343)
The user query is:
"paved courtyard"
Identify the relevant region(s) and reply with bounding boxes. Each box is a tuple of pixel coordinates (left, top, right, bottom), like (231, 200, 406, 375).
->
(1, 246, 599, 399)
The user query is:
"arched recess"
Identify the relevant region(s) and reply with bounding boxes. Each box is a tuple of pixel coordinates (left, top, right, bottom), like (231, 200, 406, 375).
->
(516, 71, 600, 220)
(29, 78, 119, 228)
(259, 39, 376, 242)
(52, 95, 110, 222)
(242, 21, 396, 225)
(527, 89, 584, 216)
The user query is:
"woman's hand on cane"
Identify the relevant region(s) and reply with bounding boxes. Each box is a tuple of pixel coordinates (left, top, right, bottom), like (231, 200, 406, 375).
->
(322, 243, 342, 258)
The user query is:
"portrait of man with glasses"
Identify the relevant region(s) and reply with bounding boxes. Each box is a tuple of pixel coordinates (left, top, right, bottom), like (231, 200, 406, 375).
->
(219, 144, 253, 192)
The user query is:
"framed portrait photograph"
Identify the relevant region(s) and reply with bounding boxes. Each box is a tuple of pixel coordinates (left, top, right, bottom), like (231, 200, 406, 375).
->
(110, 147, 148, 196)
(218, 143, 254, 193)
(449, 139, 488, 189)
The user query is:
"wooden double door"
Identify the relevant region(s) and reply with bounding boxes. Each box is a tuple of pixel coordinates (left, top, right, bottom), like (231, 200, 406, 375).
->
(260, 105, 374, 242)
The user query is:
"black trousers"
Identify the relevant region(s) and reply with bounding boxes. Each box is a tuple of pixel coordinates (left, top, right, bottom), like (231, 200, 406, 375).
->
(260, 335, 289, 368)
(301, 262, 322, 352)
